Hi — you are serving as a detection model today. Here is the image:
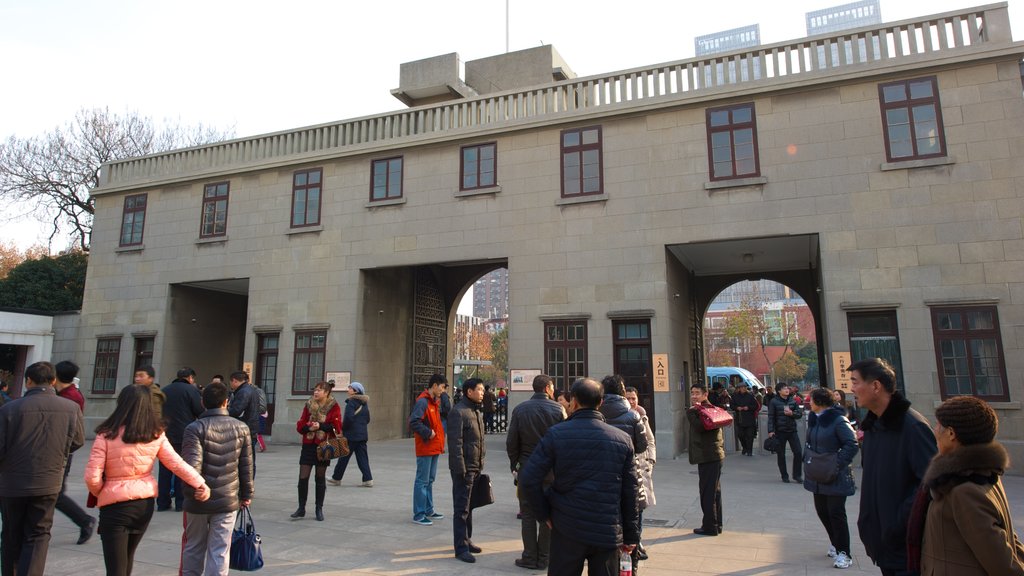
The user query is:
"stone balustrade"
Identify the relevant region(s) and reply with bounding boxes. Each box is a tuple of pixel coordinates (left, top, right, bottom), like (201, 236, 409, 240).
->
(96, 3, 1012, 192)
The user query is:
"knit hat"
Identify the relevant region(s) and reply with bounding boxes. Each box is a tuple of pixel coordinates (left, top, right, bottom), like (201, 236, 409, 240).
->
(349, 382, 365, 395)
(935, 396, 997, 445)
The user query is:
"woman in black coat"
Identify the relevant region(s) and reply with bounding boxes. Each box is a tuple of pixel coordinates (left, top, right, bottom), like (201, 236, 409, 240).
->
(803, 388, 858, 570)
(328, 382, 374, 487)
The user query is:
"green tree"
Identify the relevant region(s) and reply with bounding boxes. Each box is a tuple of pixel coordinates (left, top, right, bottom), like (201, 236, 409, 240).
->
(0, 250, 88, 311)
(773, 350, 807, 383)
(796, 341, 820, 384)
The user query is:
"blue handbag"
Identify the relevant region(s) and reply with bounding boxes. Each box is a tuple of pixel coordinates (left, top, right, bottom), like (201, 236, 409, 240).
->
(229, 506, 264, 571)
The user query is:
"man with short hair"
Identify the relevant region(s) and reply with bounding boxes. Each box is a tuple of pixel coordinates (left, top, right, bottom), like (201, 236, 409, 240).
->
(520, 378, 639, 576)
(409, 374, 446, 526)
(688, 384, 725, 536)
(768, 384, 804, 483)
(134, 364, 166, 418)
(159, 367, 204, 511)
(0, 361, 85, 576)
(52, 360, 97, 544)
(228, 371, 261, 476)
(850, 358, 936, 576)
(731, 383, 759, 456)
(448, 378, 487, 563)
(506, 374, 565, 570)
(180, 382, 254, 576)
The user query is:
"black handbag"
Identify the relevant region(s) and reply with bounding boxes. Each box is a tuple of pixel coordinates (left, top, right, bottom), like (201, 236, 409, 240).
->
(762, 436, 779, 453)
(229, 506, 264, 571)
(804, 447, 838, 484)
(470, 473, 495, 509)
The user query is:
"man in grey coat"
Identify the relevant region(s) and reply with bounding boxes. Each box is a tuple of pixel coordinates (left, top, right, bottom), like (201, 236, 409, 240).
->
(506, 374, 565, 570)
(181, 382, 254, 576)
(0, 361, 85, 576)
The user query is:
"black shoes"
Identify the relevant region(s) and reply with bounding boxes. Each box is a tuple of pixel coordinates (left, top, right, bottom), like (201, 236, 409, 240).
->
(456, 552, 476, 563)
(467, 542, 482, 553)
(315, 507, 324, 521)
(515, 559, 537, 569)
(693, 527, 719, 536)
(77, 517, 97, 545)
(781, 477, 790, 483)
(793, 476, 804, 483)
(290, 507, 305, 519)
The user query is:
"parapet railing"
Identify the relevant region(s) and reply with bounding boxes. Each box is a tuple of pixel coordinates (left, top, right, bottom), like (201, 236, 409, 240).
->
(98, 3, 1011, 190)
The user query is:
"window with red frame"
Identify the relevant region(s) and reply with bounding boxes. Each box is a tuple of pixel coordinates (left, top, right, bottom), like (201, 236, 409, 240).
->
(293, 330, 327, 394)
(200, 182, 229, 237)
(561, 127, 602, 197)
(460, 143, 496, 190)
(292, 168, 322, 227)
(544, 320, 588, 393)
(706, 103, 760, 180)
(120, 194, 147, 247)
(370, 157, 403, 201)
(93, 337, 121, 394)
(879, 76, 946, 162)
(930, 306, 1008, 401)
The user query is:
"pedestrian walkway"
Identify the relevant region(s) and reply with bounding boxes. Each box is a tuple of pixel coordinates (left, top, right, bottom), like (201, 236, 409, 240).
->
(47, 434, 1024, 575)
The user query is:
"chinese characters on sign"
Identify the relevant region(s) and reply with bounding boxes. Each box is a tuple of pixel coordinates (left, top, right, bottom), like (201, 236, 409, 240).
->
(653, 353, 669, 392)
(831, 352, 852, 392)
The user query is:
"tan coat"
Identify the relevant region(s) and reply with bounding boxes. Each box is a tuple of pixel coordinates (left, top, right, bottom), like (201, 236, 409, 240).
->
(920, 442, 1024, 576)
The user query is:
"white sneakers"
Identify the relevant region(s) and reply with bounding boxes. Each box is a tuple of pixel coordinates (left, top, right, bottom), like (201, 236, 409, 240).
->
(833, 552, 852, 569)
(360, 480, 374, 487)
(827, 546, 837, 558)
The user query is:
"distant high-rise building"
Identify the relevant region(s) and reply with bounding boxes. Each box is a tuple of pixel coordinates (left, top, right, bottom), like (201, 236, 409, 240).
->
(806, 0, 882, 35)
(695, 24, 760, 56)
(472, 268, 508, 319)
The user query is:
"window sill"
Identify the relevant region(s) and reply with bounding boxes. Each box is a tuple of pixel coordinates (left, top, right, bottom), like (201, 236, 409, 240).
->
(286, 225, 323, 236)
(704, 176, 768, 191)
(556, 193, 608, 206)
(934, 400, 1020, 410)
(880, 155, 955, 171)
(455, 185, 501, 198)
(196, 236, 228, 246)
(116, 245, 144, 253)
(366, 197, 406, 208)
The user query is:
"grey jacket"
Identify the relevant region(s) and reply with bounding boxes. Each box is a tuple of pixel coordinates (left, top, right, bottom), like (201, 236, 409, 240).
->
(506, 392, 565, 472)
(181, 408, 254, 514)
(0, 385, 84, 496)
(448, 396, 485, 476)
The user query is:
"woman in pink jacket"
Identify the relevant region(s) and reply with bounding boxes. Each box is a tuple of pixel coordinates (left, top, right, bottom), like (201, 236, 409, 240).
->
(85, 384, 210, 576)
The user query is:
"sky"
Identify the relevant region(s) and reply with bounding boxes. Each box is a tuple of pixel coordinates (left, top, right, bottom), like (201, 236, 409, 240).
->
(2, 0, 1022, 259)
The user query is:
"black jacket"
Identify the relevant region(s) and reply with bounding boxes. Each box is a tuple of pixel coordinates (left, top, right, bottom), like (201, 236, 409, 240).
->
(686, 401, 724, 464)
(802, 405, 858, 496)
(342, 395, 370, 443)
(520, 409, 639, 548)
(228, 382, 261, 435)
(162, 378, 203, 446)
(731, 391, 760, 428)
(767, 395, 803, 434)
(506, 392, 565, 472)
(598, 394, 649, 455)
(448, 396, 485, 476)
(0, 385, 85, 497)
(181, 408, 254, 514)
(857, 392, 936, 570)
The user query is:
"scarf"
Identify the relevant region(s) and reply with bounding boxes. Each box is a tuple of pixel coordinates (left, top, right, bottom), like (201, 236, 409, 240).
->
(304, 396, 337, 442)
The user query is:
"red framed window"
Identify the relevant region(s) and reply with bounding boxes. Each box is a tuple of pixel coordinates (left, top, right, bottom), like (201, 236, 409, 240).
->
(706, 103, 760, 180)
(370, 157, 403, 201)
(133, 337, 154, 371)
(930, 306, 1008, 401)
(200, 182, 229, 237)
(92, 337, 121, 394)
(291, 168, 322, 227)
(460, 143, 496, 190)
(119, 194, 147, 247)
(292, 330, 327, 394)
(544, 320, 588, 393)
(560, 127, 602, 197)
(879, 76, 946, 162)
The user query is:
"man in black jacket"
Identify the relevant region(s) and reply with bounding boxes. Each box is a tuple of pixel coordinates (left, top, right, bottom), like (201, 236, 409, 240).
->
(228, 371, 261, 476)
(520, 378, 639, 576)
(732, 383, 760, 456)
(767, 384, 804, 483)
(448, 378, 486, 563)
(0, 361, 85, 576)
(159, 367, 204, 511)
(850, 358, 935, 576)
(181, 381, 254, 576)
(506, 374, 565, 570)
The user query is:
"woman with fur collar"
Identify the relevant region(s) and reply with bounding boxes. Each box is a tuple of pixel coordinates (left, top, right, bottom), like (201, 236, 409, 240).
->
(907, 396, 1024, 575)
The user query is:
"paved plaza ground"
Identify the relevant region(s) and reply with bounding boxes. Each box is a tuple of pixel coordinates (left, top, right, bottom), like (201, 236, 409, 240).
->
(45, 434, 1024, 575)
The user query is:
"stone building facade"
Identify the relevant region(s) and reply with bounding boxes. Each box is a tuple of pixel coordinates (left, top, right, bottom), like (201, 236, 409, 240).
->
(77, 4, 1023, 463)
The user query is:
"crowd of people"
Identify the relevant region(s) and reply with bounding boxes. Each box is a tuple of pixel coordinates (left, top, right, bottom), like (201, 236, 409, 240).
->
(0, 357, 1022, 576)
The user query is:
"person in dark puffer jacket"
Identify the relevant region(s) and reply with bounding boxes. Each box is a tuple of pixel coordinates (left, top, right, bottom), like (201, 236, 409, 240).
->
(448, 378, 487, 563)
(767, 384, 804, 483)
(520, 377, 639, 576)
(180, 382, 254, 576)
(329, 382, 373, 487)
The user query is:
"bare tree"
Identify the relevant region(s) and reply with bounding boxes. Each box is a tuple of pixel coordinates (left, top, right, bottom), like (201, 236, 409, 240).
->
(0, 108, 233, 250)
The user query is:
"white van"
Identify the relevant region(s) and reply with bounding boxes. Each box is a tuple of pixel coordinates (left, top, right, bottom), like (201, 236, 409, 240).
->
(706, 366, 765, 393)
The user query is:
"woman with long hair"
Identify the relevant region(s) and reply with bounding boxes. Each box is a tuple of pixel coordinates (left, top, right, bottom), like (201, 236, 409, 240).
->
(292, 380, 342, 521)
(85, 385, 210, 576)
(803, 387, 858, 570)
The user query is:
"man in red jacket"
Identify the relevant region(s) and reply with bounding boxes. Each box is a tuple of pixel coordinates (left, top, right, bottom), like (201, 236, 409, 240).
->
(408, 374, 446, 526)
(54, 360, 97, 545)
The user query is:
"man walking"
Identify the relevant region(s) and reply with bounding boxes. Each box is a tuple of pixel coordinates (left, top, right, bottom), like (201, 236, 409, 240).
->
(159, 367, 203, 511)
(506, 374, 564, 570)
(687, 384, 725, 536)
(0, 361, 85, 576)
(228, 371, 261, 475)
(408, 374, 446, 526)
(767, 384, 804, 482)
(180, 381, 254, 576)
(520, 378, 639, 576)
(448, 378, 486, 563)
(53, 360, 97, 544)
(850, 358, 936, 576)
(731, 383, 759, 456)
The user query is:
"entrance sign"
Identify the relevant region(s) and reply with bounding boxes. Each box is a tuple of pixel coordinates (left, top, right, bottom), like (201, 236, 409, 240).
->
(510, 369, 541, 392)
(653, 354, 669, 392)
(831, 352, 852, 392)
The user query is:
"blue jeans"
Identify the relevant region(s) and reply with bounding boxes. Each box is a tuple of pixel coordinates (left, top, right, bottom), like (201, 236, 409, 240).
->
(413, 455, 438, 520)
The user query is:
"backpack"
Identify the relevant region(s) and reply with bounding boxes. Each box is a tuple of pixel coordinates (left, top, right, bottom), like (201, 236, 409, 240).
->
(256, 387, 267, 415)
